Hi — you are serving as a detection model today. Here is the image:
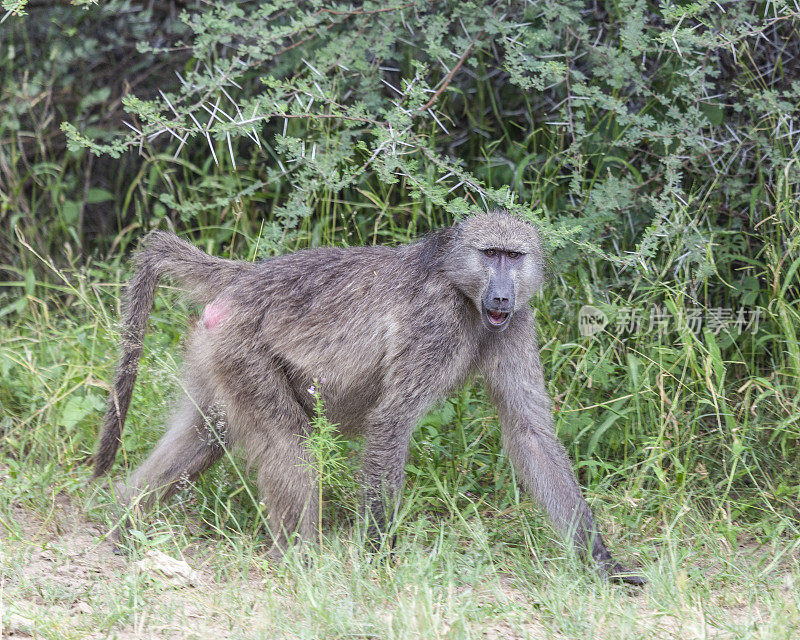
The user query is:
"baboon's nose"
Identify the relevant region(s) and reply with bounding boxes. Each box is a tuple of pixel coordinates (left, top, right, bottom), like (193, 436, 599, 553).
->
(493, 295, 510, 306)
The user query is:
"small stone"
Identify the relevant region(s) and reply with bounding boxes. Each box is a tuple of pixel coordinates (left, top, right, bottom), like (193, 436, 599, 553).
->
(73, 601, 93, 615)
(5, 612, 34, 631)
(38, 549, 57, 562)
(135, 549, 200, 587)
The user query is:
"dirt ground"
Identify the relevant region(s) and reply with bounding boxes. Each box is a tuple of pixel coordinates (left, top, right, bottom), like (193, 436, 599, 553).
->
(1, 494, 797, 639)
(1, 495, 247, 639)
(0, 495, 549, 639)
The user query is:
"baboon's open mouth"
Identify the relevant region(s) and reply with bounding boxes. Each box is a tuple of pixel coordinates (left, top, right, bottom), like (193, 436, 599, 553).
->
(486, 309, 510, 326)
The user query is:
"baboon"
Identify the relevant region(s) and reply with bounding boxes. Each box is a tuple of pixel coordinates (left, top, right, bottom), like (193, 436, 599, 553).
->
(94, 210, 645, 585)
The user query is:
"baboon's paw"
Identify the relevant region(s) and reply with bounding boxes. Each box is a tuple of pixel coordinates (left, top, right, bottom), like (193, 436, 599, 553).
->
(603, 562, 647, 587)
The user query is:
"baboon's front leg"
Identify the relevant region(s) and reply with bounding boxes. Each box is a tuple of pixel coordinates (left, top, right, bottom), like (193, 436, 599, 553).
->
(480, 313, 645, 585)
(360, 389, 436, 544)
(361, 421, 415, 541)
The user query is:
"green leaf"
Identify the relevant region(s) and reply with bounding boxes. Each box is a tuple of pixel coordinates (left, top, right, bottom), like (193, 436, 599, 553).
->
(59, 393, 103, 431)
(86, 188, 114, 204)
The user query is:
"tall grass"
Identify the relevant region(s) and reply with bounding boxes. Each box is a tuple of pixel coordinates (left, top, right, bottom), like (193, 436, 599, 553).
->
(1, 194, 798, 637)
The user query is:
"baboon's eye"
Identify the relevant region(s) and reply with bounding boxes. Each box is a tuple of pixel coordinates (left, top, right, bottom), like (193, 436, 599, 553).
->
(484, 249, 497, 257)
(507, 251, 521, 259)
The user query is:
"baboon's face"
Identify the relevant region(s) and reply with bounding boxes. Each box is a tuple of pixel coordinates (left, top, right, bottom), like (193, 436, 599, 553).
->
(478, 248, 521, 332)
(445, 212, 544, 332)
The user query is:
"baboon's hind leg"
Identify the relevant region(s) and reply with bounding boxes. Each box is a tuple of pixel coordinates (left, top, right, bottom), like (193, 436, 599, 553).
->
(224, 363, 318, 557)
(112, 383, 226, 541)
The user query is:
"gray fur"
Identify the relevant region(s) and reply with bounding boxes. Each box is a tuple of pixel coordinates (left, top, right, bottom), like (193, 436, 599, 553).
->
(95, 210, 644, 585)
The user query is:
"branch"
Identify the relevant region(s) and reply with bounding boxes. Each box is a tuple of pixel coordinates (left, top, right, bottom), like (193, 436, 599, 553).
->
(419, 38, 479, 111)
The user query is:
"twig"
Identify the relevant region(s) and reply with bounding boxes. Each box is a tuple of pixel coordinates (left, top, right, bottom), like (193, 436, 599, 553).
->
(419, 37, 481, 111)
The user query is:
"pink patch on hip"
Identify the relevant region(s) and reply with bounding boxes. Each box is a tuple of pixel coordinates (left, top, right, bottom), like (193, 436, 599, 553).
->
(201, 300, 229, 330)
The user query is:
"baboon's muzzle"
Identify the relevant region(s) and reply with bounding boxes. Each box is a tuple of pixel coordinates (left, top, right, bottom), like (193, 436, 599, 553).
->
(481, 272, 514, 332)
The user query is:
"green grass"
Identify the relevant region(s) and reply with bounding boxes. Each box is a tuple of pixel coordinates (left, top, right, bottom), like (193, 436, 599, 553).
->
(1, 212, 799, 638)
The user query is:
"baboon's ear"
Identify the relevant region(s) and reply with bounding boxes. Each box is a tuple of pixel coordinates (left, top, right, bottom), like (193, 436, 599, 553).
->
(419, 226, 458, 265)
(439, 225, 460, 247)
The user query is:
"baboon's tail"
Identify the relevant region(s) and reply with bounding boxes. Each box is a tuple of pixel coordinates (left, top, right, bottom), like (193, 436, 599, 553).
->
(93, 231, 247, 477)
